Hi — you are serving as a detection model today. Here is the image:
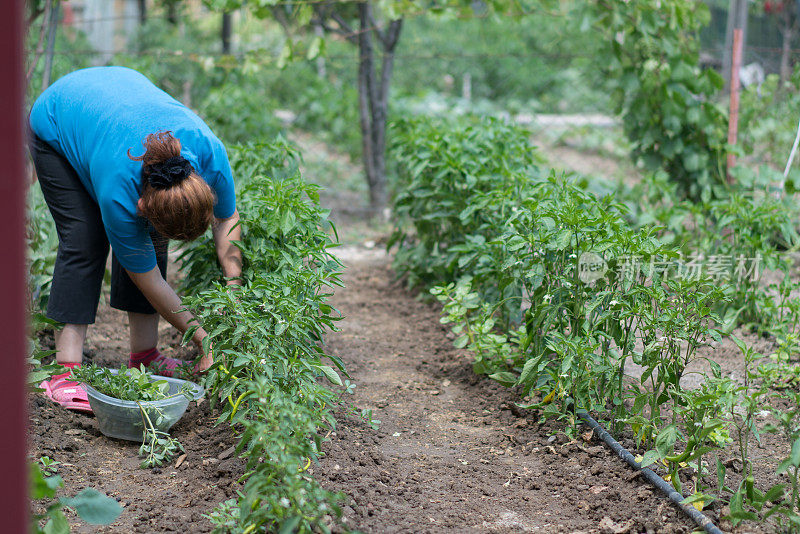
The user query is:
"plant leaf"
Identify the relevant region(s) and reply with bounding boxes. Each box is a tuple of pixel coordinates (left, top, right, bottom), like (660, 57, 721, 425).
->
(60, 488, 123, 525)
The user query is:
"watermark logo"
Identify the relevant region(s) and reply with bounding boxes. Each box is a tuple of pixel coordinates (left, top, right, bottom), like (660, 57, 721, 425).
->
(575, 252, 762, 285)
(578, 252, 608, 283)
(617, 253, 762, 283)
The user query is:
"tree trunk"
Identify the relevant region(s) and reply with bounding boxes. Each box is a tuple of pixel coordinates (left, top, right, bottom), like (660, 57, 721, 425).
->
(167, 2, 177, 25)
(138, 0, 147, 25)
(779, 9, 795, 86)
(221, 12, 232, 54)
(357, 3, 381, 211)
(42, 0, 60, 90)
(356, 3, 402, 213)
(372, 19, 402, 213)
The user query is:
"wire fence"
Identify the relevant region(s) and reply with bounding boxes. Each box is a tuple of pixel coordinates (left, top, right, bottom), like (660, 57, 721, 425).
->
(25, 2, 797, 125)
(28, 8, 800, 73)
(25, 45, 800, 80)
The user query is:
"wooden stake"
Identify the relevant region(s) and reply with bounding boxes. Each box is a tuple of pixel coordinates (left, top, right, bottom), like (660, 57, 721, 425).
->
(727, 27, 743, 182)
(42, 0, 60, 90)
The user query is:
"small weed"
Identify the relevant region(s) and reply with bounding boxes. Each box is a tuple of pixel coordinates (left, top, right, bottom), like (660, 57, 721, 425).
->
(37, 456, 60, 477)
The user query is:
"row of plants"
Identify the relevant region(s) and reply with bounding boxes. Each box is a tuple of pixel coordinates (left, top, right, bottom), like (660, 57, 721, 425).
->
(176, 138, 357, 533)
(388, 114, 800, 530)
(26, 137, 355, 532)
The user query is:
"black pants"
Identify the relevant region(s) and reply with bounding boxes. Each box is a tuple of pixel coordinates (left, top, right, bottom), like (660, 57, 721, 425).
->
(30, 135, 168, 324)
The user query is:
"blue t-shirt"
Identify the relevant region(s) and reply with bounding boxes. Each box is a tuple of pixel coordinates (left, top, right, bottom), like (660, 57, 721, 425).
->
(30, 66, 236, 273)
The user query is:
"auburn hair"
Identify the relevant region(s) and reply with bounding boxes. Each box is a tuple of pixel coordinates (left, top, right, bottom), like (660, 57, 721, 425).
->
(128, 131, 215, 241)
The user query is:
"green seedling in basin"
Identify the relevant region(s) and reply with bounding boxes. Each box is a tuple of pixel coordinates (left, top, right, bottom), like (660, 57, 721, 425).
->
(70, 364, 193, 402)
(71, 364, 192, 469)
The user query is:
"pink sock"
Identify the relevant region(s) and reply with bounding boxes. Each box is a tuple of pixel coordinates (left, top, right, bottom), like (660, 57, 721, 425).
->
(129, 347, 160, 366)
(54, 362, 80, 380)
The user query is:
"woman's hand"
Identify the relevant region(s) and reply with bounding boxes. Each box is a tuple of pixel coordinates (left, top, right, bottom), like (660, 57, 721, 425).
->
(194, 344, 214, 373)
(126, 267, 221, 375)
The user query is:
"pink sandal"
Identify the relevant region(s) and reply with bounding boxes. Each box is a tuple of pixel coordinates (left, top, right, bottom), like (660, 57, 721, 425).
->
(40, 373, 93, 413)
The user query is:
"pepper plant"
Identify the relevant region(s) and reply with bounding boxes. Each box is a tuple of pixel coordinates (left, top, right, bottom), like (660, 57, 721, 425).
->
(179, 141, 349, 533)
(389, 114, 544, 318)
(587, 0, 728, 201)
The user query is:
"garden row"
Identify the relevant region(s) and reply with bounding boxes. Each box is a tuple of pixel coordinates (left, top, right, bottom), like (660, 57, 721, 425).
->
(175, 139, 353, 533)
(388, 115, 800, 531)
(27, 139, 354, 533)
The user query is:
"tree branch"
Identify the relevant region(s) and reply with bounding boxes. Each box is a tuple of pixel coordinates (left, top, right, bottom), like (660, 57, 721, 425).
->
(27, 9, 45, 29)
(330, 11, 355, 35)
(311, 3, 358, 45)
(383, 19, 402, 51)
(366, 9, 387, 46)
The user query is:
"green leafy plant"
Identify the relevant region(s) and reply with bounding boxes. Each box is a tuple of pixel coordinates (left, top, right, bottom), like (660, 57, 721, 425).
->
(138, 407, 185, 469)
(204, 496, 241, 532)
(646, 380, 732, 497)
(752, 389, 800, 530)
(70, 364, 192, 403)
(31, 461, 122, 533)
(687, 193, 796, 328)
(431, 279, 520, 379)
(28, 314, 62, 392)
(179, 141, 348, 533)
(37, 456, 61, 477)
(26, 188, 58, 312)
(589, 0, 728, 201)
(389, 114, 544, 315)
(624, 276, 724, 444)
(198, 80, 284, 145)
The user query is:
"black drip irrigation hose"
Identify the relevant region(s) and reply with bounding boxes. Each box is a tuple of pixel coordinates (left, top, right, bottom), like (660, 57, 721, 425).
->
(578, 412, 724, 534)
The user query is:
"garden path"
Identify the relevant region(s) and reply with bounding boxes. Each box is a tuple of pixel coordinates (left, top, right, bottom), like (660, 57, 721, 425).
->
(310, 245, 694, 533)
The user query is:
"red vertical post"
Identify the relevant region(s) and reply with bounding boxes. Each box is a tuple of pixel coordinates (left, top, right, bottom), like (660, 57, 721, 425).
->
(0, 0, 29, 532)
(726, 28, 743, 182)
